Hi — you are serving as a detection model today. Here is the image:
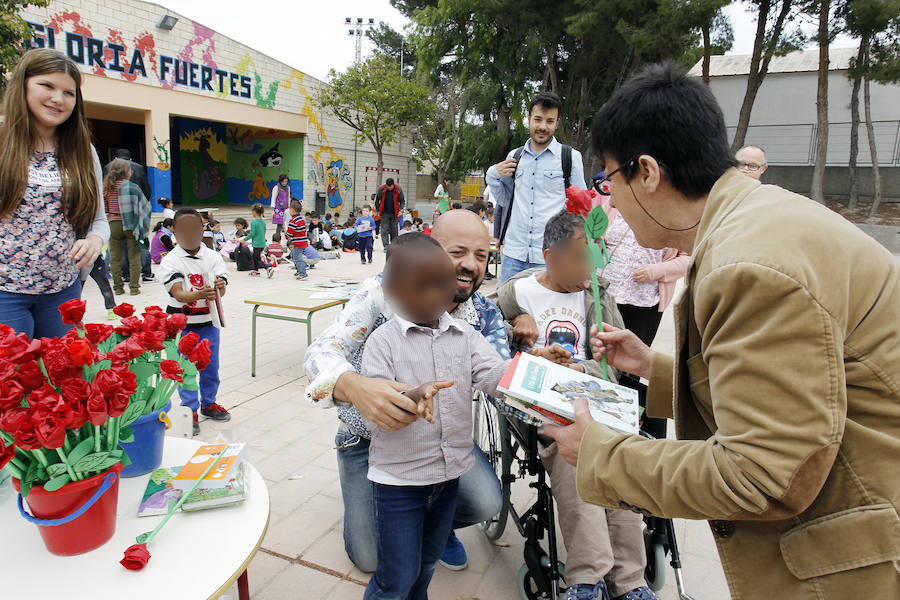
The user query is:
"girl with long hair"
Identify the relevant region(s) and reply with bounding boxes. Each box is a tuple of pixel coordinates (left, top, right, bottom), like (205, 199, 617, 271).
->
(270, 173, 290, 238)
(0, 49, 108, 338)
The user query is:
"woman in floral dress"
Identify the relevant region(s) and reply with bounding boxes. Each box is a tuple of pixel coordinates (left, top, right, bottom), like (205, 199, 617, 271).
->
(0, 49, 108, 338)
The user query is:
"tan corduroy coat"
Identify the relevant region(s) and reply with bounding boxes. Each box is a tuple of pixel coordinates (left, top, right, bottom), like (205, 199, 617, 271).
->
(575, 169, 900, 599)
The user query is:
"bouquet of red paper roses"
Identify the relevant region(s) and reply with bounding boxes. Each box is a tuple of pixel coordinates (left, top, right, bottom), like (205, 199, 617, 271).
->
(0, 299, 209, 497)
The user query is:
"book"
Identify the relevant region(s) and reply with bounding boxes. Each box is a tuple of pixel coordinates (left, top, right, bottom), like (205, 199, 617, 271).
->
(172, 443, 246, 491)
(498, 352, 640, 434)
(137, 463, 248, 517)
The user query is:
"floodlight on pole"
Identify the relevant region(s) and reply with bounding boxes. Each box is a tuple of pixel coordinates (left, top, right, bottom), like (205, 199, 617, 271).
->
(344, 16, 375, 65)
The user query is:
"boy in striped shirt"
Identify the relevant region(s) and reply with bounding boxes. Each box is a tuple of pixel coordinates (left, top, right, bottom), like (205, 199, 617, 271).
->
(158, 208, 230, 436)
(285, 200, 309, 280)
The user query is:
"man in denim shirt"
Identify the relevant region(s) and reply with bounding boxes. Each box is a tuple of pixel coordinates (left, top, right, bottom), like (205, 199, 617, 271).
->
(486, 91, 587, 284)
(304, 209, 541, 574)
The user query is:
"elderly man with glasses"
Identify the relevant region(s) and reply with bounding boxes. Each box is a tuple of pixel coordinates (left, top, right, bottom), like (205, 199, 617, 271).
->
(735, 145, 768, 180)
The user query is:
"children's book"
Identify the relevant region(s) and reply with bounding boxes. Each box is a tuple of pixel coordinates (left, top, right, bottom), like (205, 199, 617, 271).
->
(172, 443, 246, 490)
(137, 463, 247, 517)
(498, 353, 640, 434)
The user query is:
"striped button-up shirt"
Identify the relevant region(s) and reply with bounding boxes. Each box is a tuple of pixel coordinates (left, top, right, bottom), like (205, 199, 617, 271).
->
(362, 313, 510, 485)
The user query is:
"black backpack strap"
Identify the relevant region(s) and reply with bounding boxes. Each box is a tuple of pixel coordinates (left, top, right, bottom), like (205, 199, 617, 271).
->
(498, 146, 526, 246)
(562, 145, 572, 189)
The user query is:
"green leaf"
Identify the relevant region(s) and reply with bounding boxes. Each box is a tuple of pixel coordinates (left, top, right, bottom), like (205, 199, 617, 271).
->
(73, 451, 111, 473)
(66, 436, 95, 466)
(118, 426, 135, 444)
(96, 456, 125, 472)
(120, 400, 148, 427)
(115, 448, 132, 467)
(43, 473, 71, 492)
(45, 463, 68, 478)
(94, 359, 112, 371)
(584, 206, 609, 240)
(20, 479, 31, 498)
(23, 460, 39, 485)
(130, 362, 158, 380)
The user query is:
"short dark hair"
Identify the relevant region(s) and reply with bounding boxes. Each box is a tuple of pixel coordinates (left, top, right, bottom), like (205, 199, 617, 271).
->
(529, 91, 562, 115)
(326, 213, 332, 220)
(290, 199, 302, 213)
(543, 210, 585, 251)
(251, 203, 264, 215)
(158, 197, 172, 207)
(385, 231, 442, 263)
(234, 217, 248, 227)
(469, 199, 488, 214)
(272, 232, 281, 242)
(115, 148, 132, 160)
(590, 63, 734, 199)
(174, 207, 202, 225)
(278, 174, 289, 183)
(385, 178, 395, 186)
(451, 202, 462, 210)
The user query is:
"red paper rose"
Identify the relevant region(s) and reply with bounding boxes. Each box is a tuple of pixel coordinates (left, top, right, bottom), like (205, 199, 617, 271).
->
(0, 379, 24, 411)
(16, 360, 46, 392)
(159, 359, 184, 383)
(187, 339, 212, 371)
(32, 412, 68, 448)
(114, 316, 144, 336)
(112, 303, 135, 318)
(87, 394, 107, 426)
(136, 330, 166, 353)
(13, 419, 41, 451)
(0, 437, 14, 470)
(107, 337, 147, 366)
(40, 339, 81, 386)
(27, 384, 64, 412)
(120, 543, 151, 570)
(165, 314, 188, 338)
(0, 406, 30, 435)
(3, 334, 42, 364)
(92, 369, 132, 418)
(0, 359, 16, 381)
(84, 323, 114, 345)
(58, 298, 87, 325)
(565, 186, 598, 217)
(67, 338, 96, 367)
(60, 380, 91, 429)
(178, 331, 199, 355)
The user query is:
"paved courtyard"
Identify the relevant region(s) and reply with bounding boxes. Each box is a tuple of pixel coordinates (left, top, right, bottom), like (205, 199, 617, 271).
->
(78, 207, 730, 599)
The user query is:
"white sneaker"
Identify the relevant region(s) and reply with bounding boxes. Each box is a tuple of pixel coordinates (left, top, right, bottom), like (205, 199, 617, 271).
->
(266, 267, 275, 278)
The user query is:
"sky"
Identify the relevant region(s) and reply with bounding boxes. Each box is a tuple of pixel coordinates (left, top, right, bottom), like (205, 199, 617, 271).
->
(157, 0, 859, 82)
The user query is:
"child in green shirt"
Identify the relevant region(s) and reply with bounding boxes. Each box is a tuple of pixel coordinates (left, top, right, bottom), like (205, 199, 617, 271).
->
(244, 203, 272, 277)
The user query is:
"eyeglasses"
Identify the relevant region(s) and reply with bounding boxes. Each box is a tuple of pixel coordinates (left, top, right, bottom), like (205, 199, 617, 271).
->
(592, 158, 634, 197)
(737, 161, 766, 172)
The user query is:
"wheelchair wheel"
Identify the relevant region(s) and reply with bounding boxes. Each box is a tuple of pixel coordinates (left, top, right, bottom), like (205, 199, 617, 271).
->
(644, 540, 667, 592)
(473, 394, 512, 541)
(517, 559, 565, 600)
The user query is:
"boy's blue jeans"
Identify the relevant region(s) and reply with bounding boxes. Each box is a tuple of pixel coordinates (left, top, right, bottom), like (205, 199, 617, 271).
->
(358, 235, 373, 262)
(290, 246, 308, 276)
(178, 324, 221, 413)
(363, 479, 459, 600)
(499, 255, 545, 284)
(0, 279, 81, 339)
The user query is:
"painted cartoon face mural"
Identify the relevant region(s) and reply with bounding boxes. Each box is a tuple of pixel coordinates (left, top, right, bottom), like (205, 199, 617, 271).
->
(259, 143, 283, 168)
(309, 157, 352, 209)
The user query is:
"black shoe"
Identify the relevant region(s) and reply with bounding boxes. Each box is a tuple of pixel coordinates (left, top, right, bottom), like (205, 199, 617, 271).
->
(485, 272, 495, 280)
(192, 413, 200, 436)
(200, 403, 231, 421)
(142, 274, 156, 282)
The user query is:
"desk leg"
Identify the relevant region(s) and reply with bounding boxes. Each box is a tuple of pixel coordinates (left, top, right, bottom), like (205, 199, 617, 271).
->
(251, 305, 258, 377)
(306, 309, 314, 347)
(237, 569, 249, 600)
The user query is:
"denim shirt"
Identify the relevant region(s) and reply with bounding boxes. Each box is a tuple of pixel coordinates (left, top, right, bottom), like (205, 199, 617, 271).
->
(303, 273, 512, 439)
(485, 137, 586, 264)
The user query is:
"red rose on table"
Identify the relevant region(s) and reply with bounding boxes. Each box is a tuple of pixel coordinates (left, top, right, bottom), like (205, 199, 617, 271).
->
(87, 394, 107, 426)
(67, 338, 96, 367)
(136, 330, 166, 352)
(107, 337, 147, 366)
(0, 379, 24, 411)
(113, 366, 138, 395)
(15, 360, 45, 392)
(0, 358, 16, 381)
(187, 339, 212, 371)
(13, 419, 41, 451)
(143, 305, 166, 317)
(93, 369, 122, 396)
(120, 543, 151, 570)
(165, 314, 188, 338)
(27, 384, 64, 412)
(0, 437, 14, 470)
(178, 331, 200, 355)
(141, 313, 167, 334)
(0, 406, 30, 434)
(58, 298, 87, 325)
(60, 379, 91, 429)
(84, 323, 114, 345)
(159, 359, 184, 382)
(112, 303, 135, 318)
(33, 412, 68, 448)
(114, 316, 144, 336)
(3, 334, 41, 364)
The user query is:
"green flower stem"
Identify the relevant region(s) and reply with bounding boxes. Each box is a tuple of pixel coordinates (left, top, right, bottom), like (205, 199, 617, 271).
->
(54, 447, 79, 481)
(152, 380, 177, 412)
(106, 417, 117, 452)
(8, 454, 26, 471)
(3, 461, 23, 480)
(29, 449, 49, 468)
(36, 358, 50, 379)
(139, 451, 223, 546)
(0, 430, 12, 444)
(94, 425, 101, 453)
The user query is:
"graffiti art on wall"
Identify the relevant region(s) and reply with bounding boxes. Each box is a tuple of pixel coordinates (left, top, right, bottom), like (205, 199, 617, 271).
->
(177, 120, 227, 204)
(153, 136, 170, 170)
(309, 158, 352, 209)
(226, 126, 302, 205)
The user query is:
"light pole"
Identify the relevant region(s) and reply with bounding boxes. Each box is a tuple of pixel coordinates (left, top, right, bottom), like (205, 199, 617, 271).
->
(345, 17, 375, 212)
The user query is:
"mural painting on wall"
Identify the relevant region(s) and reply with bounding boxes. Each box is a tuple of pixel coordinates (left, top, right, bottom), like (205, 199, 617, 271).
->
(226, 126, 302, 206)
(153, 137, 170, 170)
(177, 119, 227, 205)
(309, 156, 352, 209)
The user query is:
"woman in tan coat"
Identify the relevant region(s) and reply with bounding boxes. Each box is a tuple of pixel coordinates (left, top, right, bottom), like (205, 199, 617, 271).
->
(546, 63, 900, 599)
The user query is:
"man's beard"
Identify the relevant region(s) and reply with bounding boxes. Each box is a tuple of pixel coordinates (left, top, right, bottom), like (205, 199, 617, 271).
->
(453, 269, 482, 304)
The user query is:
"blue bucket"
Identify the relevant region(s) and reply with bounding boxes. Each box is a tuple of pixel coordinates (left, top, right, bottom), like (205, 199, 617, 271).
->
(120, 401, 171, 478)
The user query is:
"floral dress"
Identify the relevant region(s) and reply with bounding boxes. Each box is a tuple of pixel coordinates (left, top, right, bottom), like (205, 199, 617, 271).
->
(0, 151, 78, 294)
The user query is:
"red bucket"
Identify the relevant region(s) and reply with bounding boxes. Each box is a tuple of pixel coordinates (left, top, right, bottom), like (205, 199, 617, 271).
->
(12, 463, 124, 556)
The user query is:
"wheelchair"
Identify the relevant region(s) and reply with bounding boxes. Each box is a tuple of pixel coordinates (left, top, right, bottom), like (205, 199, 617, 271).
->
(473, 390, 695, 600)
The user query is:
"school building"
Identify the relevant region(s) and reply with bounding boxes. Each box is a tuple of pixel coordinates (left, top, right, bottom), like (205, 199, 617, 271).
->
(19, 0, 417, 213)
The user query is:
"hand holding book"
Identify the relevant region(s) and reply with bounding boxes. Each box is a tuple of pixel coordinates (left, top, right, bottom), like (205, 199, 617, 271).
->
(543, 396, 594, 467)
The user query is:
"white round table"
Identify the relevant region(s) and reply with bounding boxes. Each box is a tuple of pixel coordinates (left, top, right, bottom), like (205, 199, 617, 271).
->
(0, 437, 270, 600)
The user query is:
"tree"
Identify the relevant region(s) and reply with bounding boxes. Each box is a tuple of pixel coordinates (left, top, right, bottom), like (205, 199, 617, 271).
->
(0, 1, 51, 97)
(843, 0, 900, 210)
(367, 22, 416, 79)
(317, 54, 433, 189)
(731, 0, 805, 152)
(809, 0, 838, 204)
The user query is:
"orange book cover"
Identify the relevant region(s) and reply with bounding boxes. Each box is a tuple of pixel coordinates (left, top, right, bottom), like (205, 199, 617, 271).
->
(172, 443, 246, 490)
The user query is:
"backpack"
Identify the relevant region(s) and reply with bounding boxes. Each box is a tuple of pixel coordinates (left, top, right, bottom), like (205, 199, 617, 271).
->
(498, 144, 573, 246)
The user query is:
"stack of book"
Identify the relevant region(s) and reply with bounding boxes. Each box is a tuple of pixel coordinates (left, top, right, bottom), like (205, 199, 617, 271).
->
(497, 353, 640, 434)
(137, 443, 248, 517)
